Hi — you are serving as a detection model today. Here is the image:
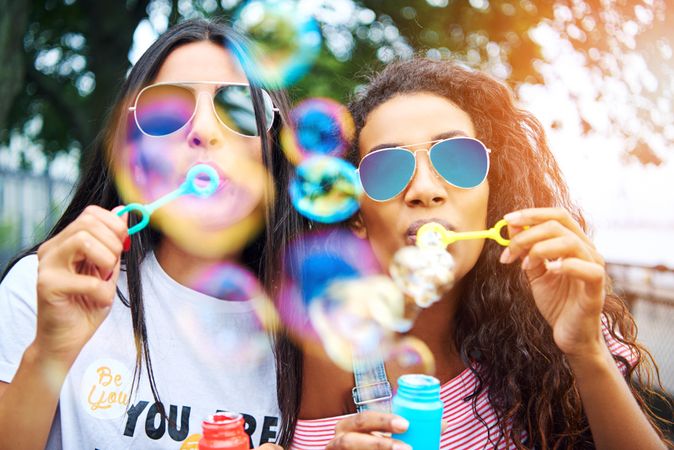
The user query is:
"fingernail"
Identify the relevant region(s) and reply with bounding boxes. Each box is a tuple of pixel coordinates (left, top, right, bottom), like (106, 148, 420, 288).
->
(499, 247, 511, 264)
(391, 417, 409, 432)
(521, 256, 530, 270)
(105, 271, 113, 281)
(504, 212, 521, 224)
(123, 235, 131, 252)
(545, 258, 562, 272)
(393, 443, 412, 450)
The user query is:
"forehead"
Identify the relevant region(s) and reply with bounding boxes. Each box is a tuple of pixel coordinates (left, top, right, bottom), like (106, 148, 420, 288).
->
(359, 92, 475, 152)
(153, 40, 248, 83)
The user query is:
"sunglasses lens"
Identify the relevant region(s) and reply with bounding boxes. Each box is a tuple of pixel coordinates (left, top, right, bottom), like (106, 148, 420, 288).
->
(214, 85, 275, 136)
(135, 85, 195, 136)
(359, 149, 415, 201)
(430, 138, 489, 188)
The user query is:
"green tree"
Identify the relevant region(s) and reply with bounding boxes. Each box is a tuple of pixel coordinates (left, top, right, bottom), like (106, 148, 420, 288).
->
(0, 0, 670, 168)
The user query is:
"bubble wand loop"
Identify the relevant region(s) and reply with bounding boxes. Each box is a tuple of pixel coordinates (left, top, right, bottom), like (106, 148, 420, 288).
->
(417, 219, 523, 248)
(116, 164, 220, 235)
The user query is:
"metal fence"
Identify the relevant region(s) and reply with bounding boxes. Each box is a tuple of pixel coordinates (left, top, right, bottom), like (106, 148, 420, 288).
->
(607, 263, 674, 393)
(0, 168, 74, 271)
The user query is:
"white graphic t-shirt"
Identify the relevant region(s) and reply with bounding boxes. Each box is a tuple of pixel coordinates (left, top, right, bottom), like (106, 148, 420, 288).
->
(0, 253, 280, 449)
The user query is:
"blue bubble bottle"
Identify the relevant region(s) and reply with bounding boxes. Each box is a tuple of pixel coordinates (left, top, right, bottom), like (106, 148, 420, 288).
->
(391, 374, 444, 449)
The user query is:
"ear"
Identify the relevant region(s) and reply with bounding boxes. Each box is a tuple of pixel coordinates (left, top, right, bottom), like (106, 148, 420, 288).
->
(349, 212, 368, 239)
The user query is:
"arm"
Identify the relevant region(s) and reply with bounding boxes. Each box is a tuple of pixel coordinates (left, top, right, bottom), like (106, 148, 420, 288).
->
(0, 344, 72, 449)
(568, 343, 665, 450)
(0, 206, 127, 450)
(503, 207, 666, 450)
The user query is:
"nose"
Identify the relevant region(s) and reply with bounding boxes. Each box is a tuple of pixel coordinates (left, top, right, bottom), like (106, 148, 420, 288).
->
(403, 151, 447, 207)
(187, 92, 226, 151)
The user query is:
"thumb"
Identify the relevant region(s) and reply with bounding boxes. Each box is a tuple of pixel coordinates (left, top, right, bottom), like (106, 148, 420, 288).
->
(257, 445, 283, 450)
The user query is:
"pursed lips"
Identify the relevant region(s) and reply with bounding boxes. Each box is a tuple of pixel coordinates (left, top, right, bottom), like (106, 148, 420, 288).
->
(405, 218, 455, 245)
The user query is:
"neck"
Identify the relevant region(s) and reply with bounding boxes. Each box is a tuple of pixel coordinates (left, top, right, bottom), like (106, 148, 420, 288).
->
(155, 238, 238, 287)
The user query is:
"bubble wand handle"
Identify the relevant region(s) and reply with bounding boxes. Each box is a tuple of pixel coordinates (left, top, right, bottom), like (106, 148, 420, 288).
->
(417, 219, 516, 248)
(115, 164, 220, 235)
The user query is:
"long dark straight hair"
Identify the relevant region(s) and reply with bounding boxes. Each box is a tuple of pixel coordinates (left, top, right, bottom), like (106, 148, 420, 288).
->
(1, 18, 305, 447)
(347, 57, 670, 449)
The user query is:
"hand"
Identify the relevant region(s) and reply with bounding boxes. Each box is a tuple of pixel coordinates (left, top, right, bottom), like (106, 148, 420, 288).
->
(500, 208, 606, 358)
(34, 205, 128, 365)
(326, 411, 411, 450)
(257, 445, 283, 449)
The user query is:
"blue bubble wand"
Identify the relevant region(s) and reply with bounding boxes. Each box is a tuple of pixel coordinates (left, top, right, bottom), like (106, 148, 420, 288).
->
(116, 164, 220, 235)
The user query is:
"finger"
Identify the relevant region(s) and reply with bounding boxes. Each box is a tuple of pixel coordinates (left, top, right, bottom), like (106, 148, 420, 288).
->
(40, 205, 128, 254)
(525, 235, 594, 265)
(55, 230, 119, 279)
(504, 220, 570, 262)
(546, 257, 605, 299)
(335, 412, 409, 435)
(72, 213, 126, 258)
(257, 445, 283, 450)
(327, 432, 410, 450)
(504, 208, 592, 247)
(40, 270, 117, 308)
(85, 205, 129, 240)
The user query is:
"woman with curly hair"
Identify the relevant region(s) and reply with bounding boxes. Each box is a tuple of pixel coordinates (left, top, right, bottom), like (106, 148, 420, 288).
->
(289, 58, 670, 449)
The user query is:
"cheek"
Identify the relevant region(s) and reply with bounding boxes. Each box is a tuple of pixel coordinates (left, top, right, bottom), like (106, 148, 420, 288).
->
(359, 201, 403, 267)
(246, 137, 263, 162)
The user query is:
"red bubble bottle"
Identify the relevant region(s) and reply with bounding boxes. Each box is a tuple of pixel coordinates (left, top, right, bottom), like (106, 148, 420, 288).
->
(198, 412, 249, 450)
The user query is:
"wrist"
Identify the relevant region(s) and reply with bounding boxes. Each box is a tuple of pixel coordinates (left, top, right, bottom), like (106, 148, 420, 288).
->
(25, 341, 77, 374)
(566, 343, 615, 376)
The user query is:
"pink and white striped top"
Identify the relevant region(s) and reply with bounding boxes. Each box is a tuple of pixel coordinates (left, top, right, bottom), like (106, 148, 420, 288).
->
(291, 322, 636, 449)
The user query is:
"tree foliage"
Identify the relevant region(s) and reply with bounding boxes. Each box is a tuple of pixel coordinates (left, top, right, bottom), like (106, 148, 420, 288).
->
(0, 0, 670, 168)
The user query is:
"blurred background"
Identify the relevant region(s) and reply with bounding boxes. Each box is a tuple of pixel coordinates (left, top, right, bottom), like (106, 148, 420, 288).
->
(0, 0, 672, 430)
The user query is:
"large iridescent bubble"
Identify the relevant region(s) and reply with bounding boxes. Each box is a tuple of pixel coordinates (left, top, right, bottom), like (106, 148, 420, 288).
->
(172, 262, 279, 370)
(289, 155, 362, 223)
(280, 98, 355, 165)
(232, 0, 322, 88)
(114, 110, 274, 258)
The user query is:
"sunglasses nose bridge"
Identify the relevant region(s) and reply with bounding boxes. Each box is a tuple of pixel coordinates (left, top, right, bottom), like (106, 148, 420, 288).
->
(188, 91, 228, 148)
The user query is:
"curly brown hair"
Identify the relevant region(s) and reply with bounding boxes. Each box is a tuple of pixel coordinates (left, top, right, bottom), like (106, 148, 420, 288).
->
(347, 57, 671, 449)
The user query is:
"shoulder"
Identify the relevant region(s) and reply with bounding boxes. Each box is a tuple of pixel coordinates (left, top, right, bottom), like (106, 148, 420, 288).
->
(1, 254, 39, 306)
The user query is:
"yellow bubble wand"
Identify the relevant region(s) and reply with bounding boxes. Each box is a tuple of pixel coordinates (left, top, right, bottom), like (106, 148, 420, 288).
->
(416, 219, 524, 248)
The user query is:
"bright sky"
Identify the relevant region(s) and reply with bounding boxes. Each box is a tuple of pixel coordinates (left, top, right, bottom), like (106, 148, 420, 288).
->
(520, 22, 674, 267)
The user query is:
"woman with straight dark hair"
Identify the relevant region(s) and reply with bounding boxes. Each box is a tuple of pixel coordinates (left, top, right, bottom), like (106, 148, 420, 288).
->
(0, 19, 305, 449)
(290, 59, 671, 449)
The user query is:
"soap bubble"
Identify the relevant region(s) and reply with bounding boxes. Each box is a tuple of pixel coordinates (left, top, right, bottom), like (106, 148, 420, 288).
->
(187, 261, 264, 301)
(289, 155, 361, 223)
(280, 97, 355, 165)
(115, 112, 273, 258)
(387, 336, 436, 375)
(232, 0, 322, 87)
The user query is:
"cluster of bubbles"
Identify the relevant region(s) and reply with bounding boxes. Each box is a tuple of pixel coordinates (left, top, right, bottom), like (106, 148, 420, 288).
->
(276, 228, 436, 372)
(284, 98, 362, 223)
(111, 0, 455, 376)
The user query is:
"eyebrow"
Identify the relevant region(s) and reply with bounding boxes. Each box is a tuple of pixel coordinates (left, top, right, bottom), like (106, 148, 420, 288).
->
(366, 130, 469, 154)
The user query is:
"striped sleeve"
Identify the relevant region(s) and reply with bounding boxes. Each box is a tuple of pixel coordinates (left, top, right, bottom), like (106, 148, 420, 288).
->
(291, 414, 351, 450)
(601, 315, 639, 375)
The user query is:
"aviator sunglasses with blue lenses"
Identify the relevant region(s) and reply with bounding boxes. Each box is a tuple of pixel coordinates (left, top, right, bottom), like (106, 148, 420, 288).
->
(129, 81, 278, 138)
(357, 137, 491, 202)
